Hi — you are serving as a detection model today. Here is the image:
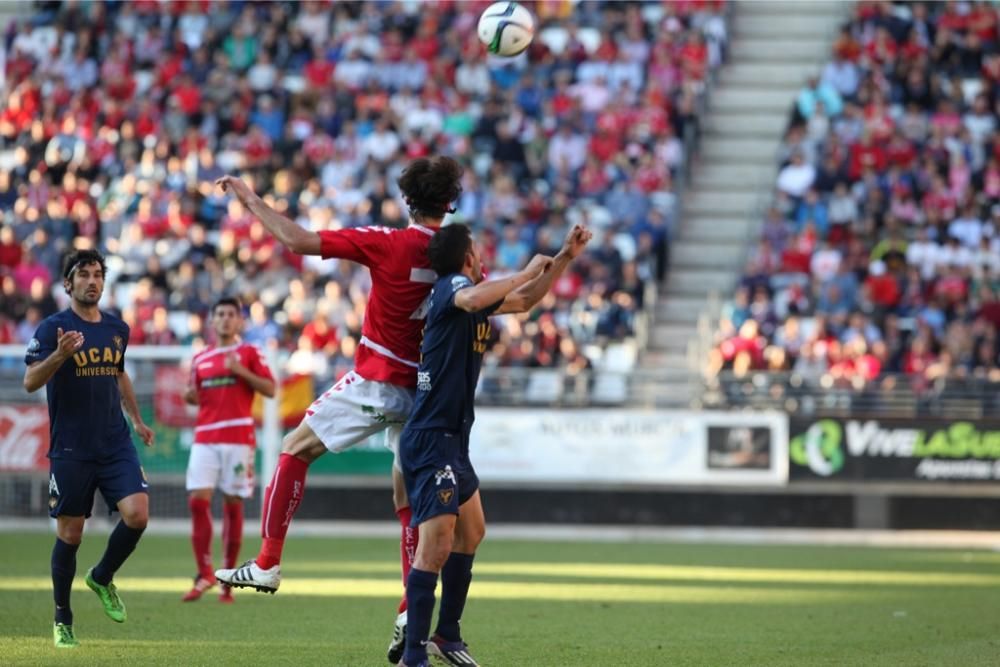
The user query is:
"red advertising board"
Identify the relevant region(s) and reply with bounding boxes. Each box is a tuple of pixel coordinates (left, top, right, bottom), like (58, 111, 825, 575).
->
(0, 405, 50, 471)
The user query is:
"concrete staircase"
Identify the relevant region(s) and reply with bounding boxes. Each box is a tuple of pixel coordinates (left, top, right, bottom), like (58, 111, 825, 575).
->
(644, 0, 845, 406)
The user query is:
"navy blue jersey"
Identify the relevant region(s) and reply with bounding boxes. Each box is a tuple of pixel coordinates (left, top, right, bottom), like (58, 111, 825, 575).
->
(407, 274, 500, 432)
(24, 309, 133, 461)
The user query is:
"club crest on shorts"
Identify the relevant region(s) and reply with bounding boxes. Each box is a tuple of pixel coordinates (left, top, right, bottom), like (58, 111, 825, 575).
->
(437, 488, 454, 505)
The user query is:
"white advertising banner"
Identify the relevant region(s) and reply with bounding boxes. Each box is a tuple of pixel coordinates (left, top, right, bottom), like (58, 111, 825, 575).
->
(469, 409, 789, 486)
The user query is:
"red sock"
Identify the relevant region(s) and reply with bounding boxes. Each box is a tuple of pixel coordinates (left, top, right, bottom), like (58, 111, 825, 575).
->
(396, 506, 416, 614)
(188, 497, 214, 579)
(257, 453, 309, 569)
(222, 501, 244, 570)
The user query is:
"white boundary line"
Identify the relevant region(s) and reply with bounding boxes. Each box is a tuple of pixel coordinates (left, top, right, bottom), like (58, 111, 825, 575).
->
(3, 519, 1000, 549)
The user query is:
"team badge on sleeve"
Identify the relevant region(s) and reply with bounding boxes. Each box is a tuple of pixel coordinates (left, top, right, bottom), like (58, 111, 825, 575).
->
(27, 338, 40, 356)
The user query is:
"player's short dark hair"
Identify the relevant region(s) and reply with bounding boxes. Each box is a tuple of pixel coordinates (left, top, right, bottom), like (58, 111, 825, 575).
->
(428, 224, 473, 276)
(62, 249, 106, 280)
(397, 156, 464, 220)
(212, 297, 243, 315)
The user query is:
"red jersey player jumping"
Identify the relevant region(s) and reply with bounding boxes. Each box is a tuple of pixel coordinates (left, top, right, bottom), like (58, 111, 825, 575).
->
(213, 156, 462, 662)
(182, 297, 275, 603)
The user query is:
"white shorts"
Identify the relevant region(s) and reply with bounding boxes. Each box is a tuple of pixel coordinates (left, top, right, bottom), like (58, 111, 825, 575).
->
(303, 370, 414, 469)
(185, 444, 256, 498)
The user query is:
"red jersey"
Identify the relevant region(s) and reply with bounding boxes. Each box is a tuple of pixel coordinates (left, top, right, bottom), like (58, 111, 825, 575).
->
(318, 224, 438, 388)
(191, 342, 273, 446)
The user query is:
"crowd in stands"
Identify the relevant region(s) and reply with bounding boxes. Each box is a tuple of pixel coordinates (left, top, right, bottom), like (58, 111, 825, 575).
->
(710, 0, 1000, 392)
(0, 0, 727, 386)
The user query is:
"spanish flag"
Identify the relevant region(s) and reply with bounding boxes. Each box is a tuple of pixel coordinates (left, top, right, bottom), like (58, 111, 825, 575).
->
(253, 374, 315, 429)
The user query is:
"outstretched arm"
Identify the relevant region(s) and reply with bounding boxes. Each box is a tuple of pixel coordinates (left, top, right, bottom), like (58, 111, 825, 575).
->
(494, 224, 593, 315)
(216, 175, 321, 255)
(453, 255, 554, 312)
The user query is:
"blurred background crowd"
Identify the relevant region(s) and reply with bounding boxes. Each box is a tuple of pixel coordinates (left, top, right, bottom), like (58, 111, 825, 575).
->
(0, 0, 728, 384)
(710, 0, 1000, 391)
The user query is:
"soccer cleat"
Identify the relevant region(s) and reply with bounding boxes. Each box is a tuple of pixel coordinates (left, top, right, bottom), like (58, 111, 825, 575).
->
(53, 622, 79, 648)
(219, 584, 235, 604)
(427, 635, 479, 666)
(181, 574, 216, 602)
(386, 610, 407, 664)
(215, 559, 280, 593)
(397, 661, 429, 667)
(85, 568, 127, 623)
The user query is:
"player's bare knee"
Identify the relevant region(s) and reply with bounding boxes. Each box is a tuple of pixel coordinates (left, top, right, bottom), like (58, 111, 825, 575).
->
(189, 489, 212, 501)
(223, 494, 243, 504)
(281, 428, 325, 463)
(122, 509, 148, 530)
(57, 519, 84, 545)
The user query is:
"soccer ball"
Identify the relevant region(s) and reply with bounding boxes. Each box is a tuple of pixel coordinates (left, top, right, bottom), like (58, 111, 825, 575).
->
(477, 2, 534, 57)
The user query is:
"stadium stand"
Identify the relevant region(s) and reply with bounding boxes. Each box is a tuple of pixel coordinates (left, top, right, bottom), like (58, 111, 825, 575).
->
(0, 0, 728, 399)
(706, 0, 1000, 417)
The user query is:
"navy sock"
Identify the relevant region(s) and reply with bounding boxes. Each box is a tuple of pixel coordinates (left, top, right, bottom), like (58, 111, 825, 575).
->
(435, 552, 475, 643)
(403, 568, 439, 666)
(52, 538, 79, 625)
(91, 520, 145, 586)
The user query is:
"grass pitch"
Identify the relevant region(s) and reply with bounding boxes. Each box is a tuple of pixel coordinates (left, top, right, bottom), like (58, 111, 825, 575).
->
(1, 531, 999, 665)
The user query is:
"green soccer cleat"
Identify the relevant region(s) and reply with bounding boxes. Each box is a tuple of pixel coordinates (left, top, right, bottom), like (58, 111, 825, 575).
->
(53, 622, 79, 648)
(85, 568, 127, 623)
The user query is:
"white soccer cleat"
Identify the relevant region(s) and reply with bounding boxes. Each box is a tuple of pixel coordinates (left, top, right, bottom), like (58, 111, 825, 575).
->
(387, 610, 407, 664)
(215, 559, 281, 594)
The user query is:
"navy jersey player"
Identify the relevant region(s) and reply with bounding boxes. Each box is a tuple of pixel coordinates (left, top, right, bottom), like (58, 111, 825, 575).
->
(399, 223, 591, 667)
(23, 249, 155, 649)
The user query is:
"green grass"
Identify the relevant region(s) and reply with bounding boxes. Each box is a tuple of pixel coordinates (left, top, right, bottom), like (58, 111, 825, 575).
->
(1, 532, 1000, 665)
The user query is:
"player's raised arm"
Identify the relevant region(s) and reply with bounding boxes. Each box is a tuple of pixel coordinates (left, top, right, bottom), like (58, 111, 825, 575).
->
(454, 254, 553, 312)
(118, 370, 155, 447)
(216, 175, 321, 255)
(494, 224, 593, 315)
(23, 326, 84, 393)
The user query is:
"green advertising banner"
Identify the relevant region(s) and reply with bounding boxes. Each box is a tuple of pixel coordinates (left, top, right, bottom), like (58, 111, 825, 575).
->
(136, 404, 391, 476)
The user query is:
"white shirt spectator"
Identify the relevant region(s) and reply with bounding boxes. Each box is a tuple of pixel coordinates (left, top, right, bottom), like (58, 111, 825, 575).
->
(569, 80, 611, 113)
(810, 246, 842, 283)
(970, 243, 1000, 279)
(61, 55, 98, 91)
(296, 7, 331, 46)
(936, 243, 974, 269)
(576, 60, 610, 83)
(964, 111, 996, 146)
(949, 215, 983, 248)
(776, 159, 816, 197)
(178, 11, 209, 50)
(828, 192, 858, 225)
(547, 130, 587, 172)
(821, 59, 860, 97)
(455, 62, 490, 98)
(607, 61, 643, 91)
(334, 56, 371, 89)
(906, 239, 941, 280)
(362, 128, 401, 163)
(247, 61, 278, 92)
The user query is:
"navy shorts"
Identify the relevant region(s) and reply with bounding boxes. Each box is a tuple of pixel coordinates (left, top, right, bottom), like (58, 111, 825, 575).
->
(48, 449, 148, 518)
(400, 427, 479, 527)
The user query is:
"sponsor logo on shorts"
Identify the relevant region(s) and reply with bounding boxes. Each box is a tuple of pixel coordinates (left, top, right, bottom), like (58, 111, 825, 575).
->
(434, 465, 456, 486)
(417, 371, 431, 391)
(362, 405, 388, 424)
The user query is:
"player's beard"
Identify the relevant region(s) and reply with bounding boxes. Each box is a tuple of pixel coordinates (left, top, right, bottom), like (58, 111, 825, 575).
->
(76, 288, 101, 306)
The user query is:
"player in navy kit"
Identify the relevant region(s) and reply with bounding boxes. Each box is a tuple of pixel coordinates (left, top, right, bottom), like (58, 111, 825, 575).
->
(23, 249, 155, 649)
(399, 223, 591, 667)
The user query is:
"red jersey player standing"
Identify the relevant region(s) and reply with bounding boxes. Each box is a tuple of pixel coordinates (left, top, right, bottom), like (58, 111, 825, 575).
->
(182, 297, 275, 603)
(214, 156, 462, 661)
